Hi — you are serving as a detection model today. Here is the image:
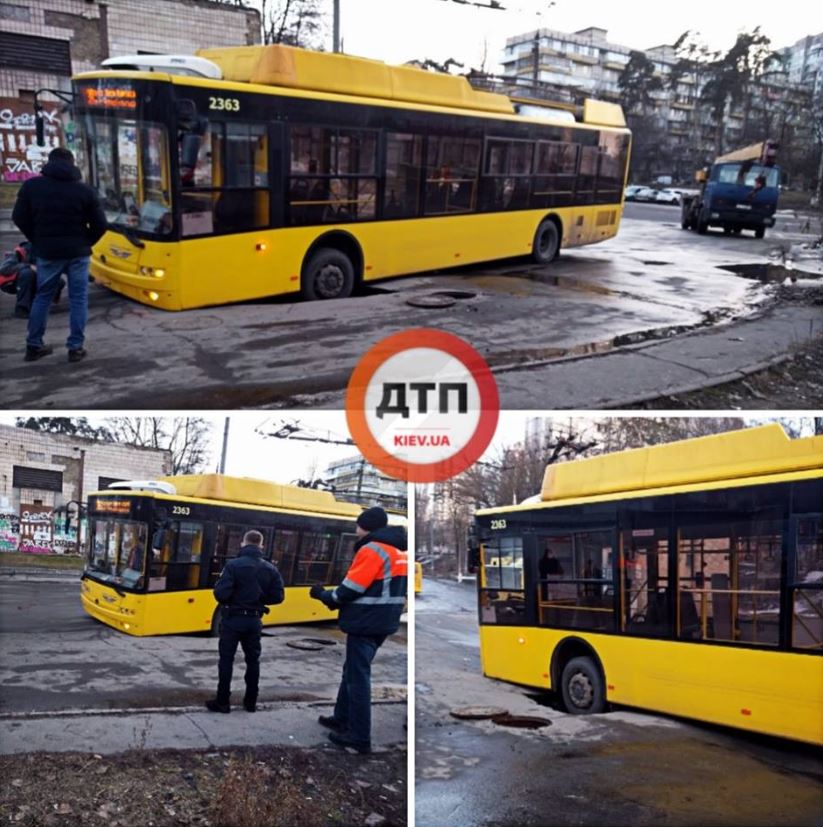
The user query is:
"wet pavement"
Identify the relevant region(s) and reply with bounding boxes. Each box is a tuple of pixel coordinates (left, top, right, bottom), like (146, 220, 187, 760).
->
(1, 211, 821, 410)
(415, 578, 823, 827)
(0, 577, 407, 755)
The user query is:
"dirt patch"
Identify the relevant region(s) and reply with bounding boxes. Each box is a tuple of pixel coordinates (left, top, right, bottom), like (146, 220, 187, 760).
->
(633, 284, 823, 409)
(0, 745, 407, 827)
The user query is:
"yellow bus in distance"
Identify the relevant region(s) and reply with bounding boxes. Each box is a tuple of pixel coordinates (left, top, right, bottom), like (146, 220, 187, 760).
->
(473, 424, 823, 745)
(80, 474, 400, 636)
(69, 44, 630, 310)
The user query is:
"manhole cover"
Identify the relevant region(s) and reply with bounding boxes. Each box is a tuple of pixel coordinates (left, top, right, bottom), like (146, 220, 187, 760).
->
(286, 640, 325, 651)
(642, 260, 671, 266)
(405, 290, 476, 308)
(449, 705, 508, 720)
(302, 638, 336, 646)
(491, 713, 552, 729)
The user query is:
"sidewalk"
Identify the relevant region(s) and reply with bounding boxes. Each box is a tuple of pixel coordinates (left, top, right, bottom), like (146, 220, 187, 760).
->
(0, 698, 407, 756)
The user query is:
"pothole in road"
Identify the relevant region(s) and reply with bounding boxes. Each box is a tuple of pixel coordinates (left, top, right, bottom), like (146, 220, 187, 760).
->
(405, 291, 477, 308)
(491, 713, 552, 729)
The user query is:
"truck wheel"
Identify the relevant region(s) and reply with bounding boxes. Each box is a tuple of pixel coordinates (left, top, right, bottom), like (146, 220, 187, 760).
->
(560, 655, 606, 714)
(532, 219, 560, 264)
(696, 213, 709, 235)
(301, 248, 355, 300)
(754, 228, 766, 239)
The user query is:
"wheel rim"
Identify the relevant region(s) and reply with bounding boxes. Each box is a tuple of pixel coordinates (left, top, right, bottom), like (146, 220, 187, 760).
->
(314, 263, 346, 298)
(568, 670, 594, 709)
(538, 228, 554, 256)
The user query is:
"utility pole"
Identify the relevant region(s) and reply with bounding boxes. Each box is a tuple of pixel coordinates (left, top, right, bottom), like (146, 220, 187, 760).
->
(333, 0, 340, 53)
(219, 417, 230, 474)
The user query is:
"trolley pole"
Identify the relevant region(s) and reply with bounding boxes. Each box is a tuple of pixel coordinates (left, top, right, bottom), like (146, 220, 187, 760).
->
(219, 417, 230, 474)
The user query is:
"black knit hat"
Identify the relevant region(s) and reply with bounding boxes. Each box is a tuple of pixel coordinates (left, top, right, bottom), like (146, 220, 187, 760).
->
(357, 506, 388, 532)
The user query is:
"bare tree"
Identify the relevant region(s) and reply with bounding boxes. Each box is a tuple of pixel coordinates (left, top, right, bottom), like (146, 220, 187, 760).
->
(105, 417, 213, 475)
(260, 0, 326, 48)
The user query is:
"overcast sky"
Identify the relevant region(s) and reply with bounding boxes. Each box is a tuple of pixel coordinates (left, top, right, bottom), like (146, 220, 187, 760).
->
(300, 0, 819, 72)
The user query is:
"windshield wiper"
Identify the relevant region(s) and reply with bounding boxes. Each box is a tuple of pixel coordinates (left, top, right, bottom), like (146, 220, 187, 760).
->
(116, 225, 146, 249)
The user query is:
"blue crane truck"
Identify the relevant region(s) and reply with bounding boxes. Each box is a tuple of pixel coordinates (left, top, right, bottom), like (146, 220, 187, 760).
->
(681, 140, 780, 238)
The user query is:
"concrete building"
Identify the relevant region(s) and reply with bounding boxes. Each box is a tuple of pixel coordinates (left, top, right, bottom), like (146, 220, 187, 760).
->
(499, 26, 814, 181)
(0, 0, 260, 202)
(323, 455, 407, 514)
(0, 423, 170, 554)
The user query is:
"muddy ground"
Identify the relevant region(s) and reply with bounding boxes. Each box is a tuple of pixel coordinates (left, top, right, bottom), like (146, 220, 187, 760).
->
(633, 282, 823, 409)
(0, 744, 407, 827)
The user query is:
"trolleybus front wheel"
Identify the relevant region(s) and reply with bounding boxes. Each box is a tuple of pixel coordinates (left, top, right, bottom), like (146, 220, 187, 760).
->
(301, 248, 355, 301)
(560, 655, 606, 714)
(532, 219, 560, 264)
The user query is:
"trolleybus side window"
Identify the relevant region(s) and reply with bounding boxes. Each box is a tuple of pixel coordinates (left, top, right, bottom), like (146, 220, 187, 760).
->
(539, 531, 614, 632)
(210, 523, 272, 585)
(424, 134, 481, 215)
(332, 532, 359, 583)
(295, 530, 339, 585)
(384, 132, 423, 219)
(792, 517, 823, 650)
(479, 536, 526, 625)
(676, 518, 783, 646)
(597, 132, 629, 205)
(621, 526, 670, 637)
(272, 527, 300, 585)
(287, 126, 378, 225)
(576, 145, 599, 205)
(532, 140, 578, 209)
(180, 121, 269, 237)
(480, 138, 533, 212)
(150, 520, 204, 591)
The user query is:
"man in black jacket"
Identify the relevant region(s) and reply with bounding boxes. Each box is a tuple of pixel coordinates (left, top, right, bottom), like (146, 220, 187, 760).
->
(310, 507, 408, 754)
(206, 530, 285, 713)
(12, 147, 107, 363)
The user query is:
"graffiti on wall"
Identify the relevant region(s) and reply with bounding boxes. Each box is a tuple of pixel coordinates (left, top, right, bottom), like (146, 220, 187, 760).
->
(0, 511, 19, 552)
(18, 504, 54, 554)
(0, 98, 64, 183)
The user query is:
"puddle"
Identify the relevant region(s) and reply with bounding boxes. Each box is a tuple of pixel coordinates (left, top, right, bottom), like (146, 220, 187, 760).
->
(719, 263, 821, 283)
(491, 713, 552, 729)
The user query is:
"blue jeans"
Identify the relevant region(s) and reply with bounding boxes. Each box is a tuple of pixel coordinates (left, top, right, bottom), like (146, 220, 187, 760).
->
(217, 613, 262, 705)
(26, 256, 90, 350)
(333, 633, 386, 745)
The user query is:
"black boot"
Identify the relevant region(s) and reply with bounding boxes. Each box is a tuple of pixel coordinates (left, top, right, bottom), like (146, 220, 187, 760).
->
(205, 699, 230, 713)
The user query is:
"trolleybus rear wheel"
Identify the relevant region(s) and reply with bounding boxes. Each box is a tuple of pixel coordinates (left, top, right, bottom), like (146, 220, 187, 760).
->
(560, 655, 606, 714)
(532, 219, 560, 264)
(301, 248, 355, 300)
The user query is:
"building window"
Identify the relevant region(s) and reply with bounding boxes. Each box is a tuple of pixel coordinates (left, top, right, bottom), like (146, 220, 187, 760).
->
(25, 452, 46, 462)
(12, 466, 63, 492)
(0, 32, 71, 75)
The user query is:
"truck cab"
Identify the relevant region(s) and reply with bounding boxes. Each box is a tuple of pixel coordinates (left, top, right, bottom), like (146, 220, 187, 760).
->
(681, 141, 780, 239)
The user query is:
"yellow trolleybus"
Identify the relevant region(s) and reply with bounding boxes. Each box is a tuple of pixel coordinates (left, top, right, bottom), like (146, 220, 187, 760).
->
(473, 424, 823, 745)
(65, 44, 630, 309)
(80, 474, 385, 636)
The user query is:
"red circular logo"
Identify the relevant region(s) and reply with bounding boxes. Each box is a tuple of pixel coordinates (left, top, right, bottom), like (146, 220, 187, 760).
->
(346, 329, 499, 482)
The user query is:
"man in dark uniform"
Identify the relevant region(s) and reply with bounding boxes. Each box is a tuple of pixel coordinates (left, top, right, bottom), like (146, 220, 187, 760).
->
(310, 506, 408, 754)
(206, 530, 284, 713)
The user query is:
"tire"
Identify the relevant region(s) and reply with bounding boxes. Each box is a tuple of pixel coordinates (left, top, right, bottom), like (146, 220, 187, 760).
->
(209, 606, 223, 638)
(696, 212, 709, 235)
(560, 655, 606, 715)
(532, 219, 560, 264)
(754, 228, 765, 239)
(301, 248, 355, 301)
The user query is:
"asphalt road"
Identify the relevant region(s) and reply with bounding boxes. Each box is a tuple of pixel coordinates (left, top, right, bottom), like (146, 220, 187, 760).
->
(0, 576, 407, 714)
(2, 210, 820, 410)
(415, 578, 823, 827)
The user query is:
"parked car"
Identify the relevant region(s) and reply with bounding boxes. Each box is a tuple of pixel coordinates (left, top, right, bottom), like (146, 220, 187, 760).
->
(624, 185, 644, 201)
(633, 187, 658, 202)
(655, 188, 682, 205)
